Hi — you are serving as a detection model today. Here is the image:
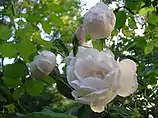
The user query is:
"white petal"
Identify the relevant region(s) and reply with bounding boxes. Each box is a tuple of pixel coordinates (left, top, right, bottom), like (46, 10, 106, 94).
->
(74, 57, 110, 80)
(90, 88, 118, 113)
(79, 77, 104, 90)
(73, 89, 107, 104)
(67, 65, 79, 89)
(103, 48, 115, 58)
(95, 2, 109, 11)
(118, 59, 138, 97)
(30, 61, 45, 78)
(90, 102, 105, 113)
(34, 55, 54, 74)
(40, 50, 56, 65)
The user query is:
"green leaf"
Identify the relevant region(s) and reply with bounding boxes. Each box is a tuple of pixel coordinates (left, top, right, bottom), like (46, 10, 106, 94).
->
(4, 104, 15, 113)
(153, 37, 158, 47)
(50, 14, 64, 26)
(18, 39, 37, 61)
(2, 76, 21, 88)
(77, 105, 91, 118)
(3, 62, 28, 78)
(115, 11, 126, 29)
(42, 22, 52, 34)
(19, 112, 77, 118)
(139, 8, 148, 16)
(0, 95, 7, 102)
(16, 23, 33, 40)
(0, 43, 17, 58)
(128, 17, 137, 29)
(41, 108, 77, 117)
(26, 15, 41, 22)
(135, 37, 147, 49)
(25, 79, 44, 96)
(92, 39, 104, 51)
(49, 3, 65, 13)
(13, 86, 25, 100)
(111, 106, 133, 117)
(125, 0, 141, 10)
(0, 114, 13, 118)
(32, 32, 53, 50)
(148, 13, 158, 25)
(0, 25, 11, 40)
(122, 26, 132, 37)
(42, 75, 55, 84)
(144, 42, 154, 55)
(0, 86, 15, 101)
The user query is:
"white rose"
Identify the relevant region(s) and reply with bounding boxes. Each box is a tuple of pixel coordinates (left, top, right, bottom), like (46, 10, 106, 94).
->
(30, 50, 56, 78)
(84, 2, 116, 39)
(66, 47, 137, 113)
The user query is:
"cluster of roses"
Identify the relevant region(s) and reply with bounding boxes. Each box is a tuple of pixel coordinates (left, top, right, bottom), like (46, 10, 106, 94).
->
(30, 2, 138, 113)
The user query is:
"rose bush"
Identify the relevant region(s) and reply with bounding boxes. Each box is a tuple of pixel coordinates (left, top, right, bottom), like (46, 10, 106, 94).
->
(84, 2, 116, 39)
(66, 47, 137, 113)
(30, 50, 56, 78)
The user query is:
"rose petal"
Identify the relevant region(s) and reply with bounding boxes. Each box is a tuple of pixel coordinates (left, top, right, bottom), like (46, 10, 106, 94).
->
(40, 50, 56, 65)
(74, 57, 111, 80)
(90, 88, 118, 113)
(67, 65, 79, 89)
(118, 59, 138, 97)
(72, 89, 108, 104)
(30, 61, 45, 78)
(34, 55, 54, 74)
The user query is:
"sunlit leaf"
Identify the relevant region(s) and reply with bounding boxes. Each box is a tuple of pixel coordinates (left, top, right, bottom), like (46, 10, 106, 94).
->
(2, 76, 21, 88)
(25, 79, 44, 96)
(0, 25, 11, 40)
(3, 62, 28, 78)
(144, 42, 154, 55)
(92, 39, 104, 51)
(18, 39, 37, 61)
(26, 15, 41, 22)
(0, 43, 17, 58)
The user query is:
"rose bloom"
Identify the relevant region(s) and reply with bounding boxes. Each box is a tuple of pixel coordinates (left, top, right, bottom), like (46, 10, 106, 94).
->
(30, 50, 56, 78)
(66, 47, 137, 113)
(84, 2, 116, 39)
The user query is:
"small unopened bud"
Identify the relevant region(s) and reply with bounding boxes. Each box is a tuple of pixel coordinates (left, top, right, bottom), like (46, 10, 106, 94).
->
(75, 25, 85, 45)
(30, 50, 56, 78)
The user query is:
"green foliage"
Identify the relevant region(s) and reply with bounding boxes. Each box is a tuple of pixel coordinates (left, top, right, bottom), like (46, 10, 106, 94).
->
(115, 11, 126, 29)
(0, 25, 11, 40)
(92, 39, 104, 51)
(3, 62, 28, 78)
(20, 112, 77, 118)
(25, 79, 44, 96)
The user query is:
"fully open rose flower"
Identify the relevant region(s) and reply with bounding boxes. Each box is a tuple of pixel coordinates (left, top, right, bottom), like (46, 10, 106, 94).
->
(66, 47, 137, 113)
(84, 2, 116, 39)
(30, 50, 56, 78)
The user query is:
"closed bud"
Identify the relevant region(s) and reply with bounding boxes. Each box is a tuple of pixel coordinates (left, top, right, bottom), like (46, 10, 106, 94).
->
(75, 25, 85, 45)
(30, 50, 56, 78)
